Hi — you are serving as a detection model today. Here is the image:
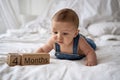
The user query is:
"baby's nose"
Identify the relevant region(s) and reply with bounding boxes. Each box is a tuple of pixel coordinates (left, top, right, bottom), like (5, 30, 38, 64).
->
(57, 34, 63, 40)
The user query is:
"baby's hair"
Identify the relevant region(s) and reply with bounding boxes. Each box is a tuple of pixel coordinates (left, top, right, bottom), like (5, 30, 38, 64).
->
(52, 8, 79, 28)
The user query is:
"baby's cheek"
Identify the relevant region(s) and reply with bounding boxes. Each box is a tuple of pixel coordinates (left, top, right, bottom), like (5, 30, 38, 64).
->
(65, 37, 72, 43)
(64, 38, 68, 42)
(52, 35, 57, 40)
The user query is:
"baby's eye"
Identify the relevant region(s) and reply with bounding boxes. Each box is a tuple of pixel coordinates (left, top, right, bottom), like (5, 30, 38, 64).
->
(54, 32, 58, 34)
(63, 33, 68, 35)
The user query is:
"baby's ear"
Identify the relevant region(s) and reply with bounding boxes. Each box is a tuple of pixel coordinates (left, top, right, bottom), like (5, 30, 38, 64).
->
(74, 30, 79, 37)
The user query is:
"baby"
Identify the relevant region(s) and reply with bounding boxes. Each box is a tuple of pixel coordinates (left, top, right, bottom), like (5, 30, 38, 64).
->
(35, 8, 97, 66)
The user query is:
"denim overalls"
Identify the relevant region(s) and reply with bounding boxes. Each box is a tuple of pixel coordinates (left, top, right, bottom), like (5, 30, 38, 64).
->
(55, 34, 96, 60)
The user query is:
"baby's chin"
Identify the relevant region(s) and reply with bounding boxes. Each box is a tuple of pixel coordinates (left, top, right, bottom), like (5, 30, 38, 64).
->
(58, 42, 72, 46)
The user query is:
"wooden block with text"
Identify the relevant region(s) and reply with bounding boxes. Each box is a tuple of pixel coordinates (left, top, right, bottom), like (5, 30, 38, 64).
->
(7, 53, 21, 66)
(21, 53, 50, 65)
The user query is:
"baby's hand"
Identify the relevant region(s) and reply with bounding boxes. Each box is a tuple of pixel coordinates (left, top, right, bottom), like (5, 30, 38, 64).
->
(85, 60, 97, 66)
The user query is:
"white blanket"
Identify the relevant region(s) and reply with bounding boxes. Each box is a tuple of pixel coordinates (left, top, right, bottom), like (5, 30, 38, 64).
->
(0, 26, 120, 80)
(0, 40, 120, 80)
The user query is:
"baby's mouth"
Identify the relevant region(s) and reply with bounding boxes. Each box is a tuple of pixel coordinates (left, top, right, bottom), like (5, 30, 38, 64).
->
(57, 41, 63, 44)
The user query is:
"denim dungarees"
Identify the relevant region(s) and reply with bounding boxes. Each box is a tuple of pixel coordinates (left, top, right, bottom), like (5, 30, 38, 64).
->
(55, 34, 96, 60)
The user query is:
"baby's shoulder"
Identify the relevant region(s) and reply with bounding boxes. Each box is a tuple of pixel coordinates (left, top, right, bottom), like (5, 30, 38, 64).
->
(79, 35, 85, 41)
(79, 36, 87, 45)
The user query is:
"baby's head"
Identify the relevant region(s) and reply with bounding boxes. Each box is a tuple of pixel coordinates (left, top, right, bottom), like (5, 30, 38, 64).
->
(52, 8, 79, 29)
(51, 8, 79, 45)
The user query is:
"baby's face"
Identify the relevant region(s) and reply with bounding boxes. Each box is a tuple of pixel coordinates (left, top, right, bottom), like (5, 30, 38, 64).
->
(51, 21, 79, 45)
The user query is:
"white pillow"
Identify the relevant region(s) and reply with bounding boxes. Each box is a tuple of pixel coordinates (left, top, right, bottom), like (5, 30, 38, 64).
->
(80, 0, 120, 28)
(87, 22, 120, 37)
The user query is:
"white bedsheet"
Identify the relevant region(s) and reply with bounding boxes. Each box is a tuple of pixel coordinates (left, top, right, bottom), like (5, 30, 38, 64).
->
(0, 35, 120, 80)
(0, 46, 120, 80)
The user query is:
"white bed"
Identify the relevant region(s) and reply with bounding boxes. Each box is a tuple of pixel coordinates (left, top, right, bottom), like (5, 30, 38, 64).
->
(0, 0, 120, 80)
(0, 34, 120, 80)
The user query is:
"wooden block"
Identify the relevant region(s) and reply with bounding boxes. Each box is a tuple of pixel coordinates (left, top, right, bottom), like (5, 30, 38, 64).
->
(7, 53, 21, 66)
(21, 53, 50, 65)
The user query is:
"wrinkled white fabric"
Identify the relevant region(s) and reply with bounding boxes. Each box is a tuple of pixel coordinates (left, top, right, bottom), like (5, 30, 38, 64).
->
(0, 28, 120, 80)
(0, 45, 120, 80)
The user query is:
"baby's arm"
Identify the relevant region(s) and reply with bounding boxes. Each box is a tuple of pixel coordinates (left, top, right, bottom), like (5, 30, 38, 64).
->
(79, 37, 97, 66)
(35, 38, 54, 53)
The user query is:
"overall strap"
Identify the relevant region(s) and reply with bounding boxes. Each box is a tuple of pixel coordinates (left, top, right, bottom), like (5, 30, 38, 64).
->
(55, 43, 60, 52)
(73, 34, 80, 54)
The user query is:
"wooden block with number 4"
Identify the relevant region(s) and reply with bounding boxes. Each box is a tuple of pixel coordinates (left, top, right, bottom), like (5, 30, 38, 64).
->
(7, 53, 21, 66)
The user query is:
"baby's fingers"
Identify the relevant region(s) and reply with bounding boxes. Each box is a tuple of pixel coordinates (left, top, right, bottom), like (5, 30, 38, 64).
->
(85, 61, 97, 66)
